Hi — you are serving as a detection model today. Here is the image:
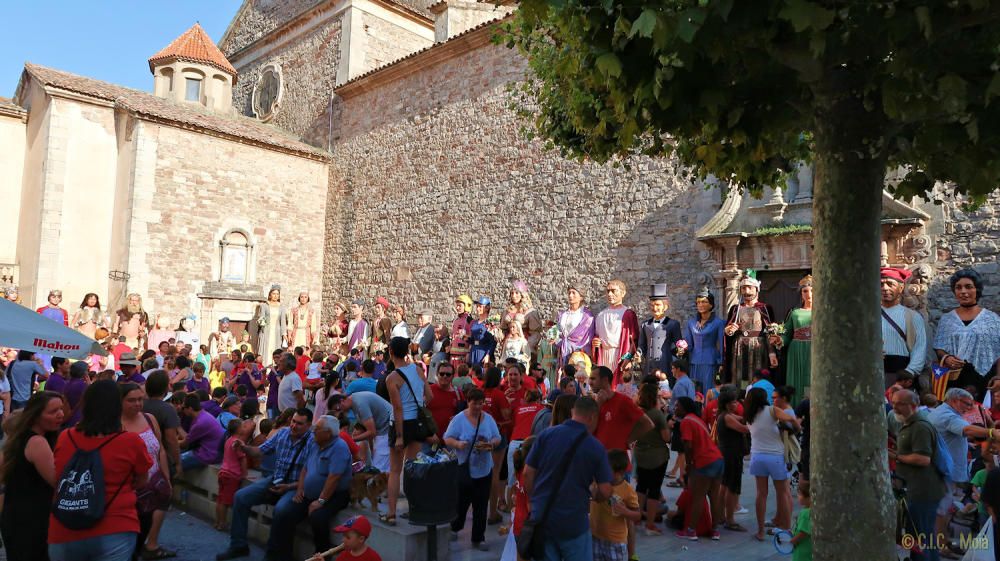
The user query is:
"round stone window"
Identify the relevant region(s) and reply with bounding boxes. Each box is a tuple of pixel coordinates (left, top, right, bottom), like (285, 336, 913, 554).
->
(252, 64, 283, 122)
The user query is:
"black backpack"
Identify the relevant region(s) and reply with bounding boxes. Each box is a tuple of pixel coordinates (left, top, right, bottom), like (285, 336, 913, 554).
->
(52, 431, 126, 530)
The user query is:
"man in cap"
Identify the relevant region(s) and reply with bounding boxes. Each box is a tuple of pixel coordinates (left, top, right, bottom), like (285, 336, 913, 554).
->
(723, 273, 776, 387)
(411, 309, 436, 357)
(347, 299, 371, 359)
(118, 352, 145, 385)
(557, 284, 595, 367)
(881, 267, 928, 390)
(450, 294, 474, 367)
(371, 297, 393, 355)
(593, 279, 640, 388)
(210, 317, 237, 357)
(469, 296, 497, 366)
(639, 283, 684, 380)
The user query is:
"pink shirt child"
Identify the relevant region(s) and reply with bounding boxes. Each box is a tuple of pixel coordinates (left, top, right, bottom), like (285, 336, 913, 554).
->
(220, 434, 247, 477)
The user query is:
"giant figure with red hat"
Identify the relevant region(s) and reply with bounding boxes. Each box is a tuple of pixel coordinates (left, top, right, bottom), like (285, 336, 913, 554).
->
(880, 267, 928, 390)
(723, 272, 776, 387)
(592, 278, 639, 388)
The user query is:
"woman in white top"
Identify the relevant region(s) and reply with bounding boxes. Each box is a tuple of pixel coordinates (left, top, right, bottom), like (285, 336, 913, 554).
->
(745, 386, 800, 540)
(501, 322, 530, 367)
(390, 304, 410, 339)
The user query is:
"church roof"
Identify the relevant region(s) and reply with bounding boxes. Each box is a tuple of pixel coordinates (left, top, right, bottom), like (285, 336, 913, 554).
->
(148, 23, 239, 80)
(0, 97, 26, 118)
(21, 63, 327, 161)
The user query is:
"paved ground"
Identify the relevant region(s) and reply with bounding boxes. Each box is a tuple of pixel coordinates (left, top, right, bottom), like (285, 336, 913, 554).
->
(149, 466, 789, 561)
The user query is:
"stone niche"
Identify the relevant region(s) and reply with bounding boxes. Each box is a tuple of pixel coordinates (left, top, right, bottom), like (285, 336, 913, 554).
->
(696, 165, 936, 319)
(196, 281, 265, 346)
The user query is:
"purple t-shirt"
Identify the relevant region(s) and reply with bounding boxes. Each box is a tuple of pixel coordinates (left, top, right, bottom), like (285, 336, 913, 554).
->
(186, 377, 211, 394)
(202, 400, 223, 418)
(236, 369, 261, 395)
(267, 371, 281, 409)
(63, 379, 87, 427)
(121, 372, 146, 385)
(187, 410, 224, 464)
(45, 372, 67, 394)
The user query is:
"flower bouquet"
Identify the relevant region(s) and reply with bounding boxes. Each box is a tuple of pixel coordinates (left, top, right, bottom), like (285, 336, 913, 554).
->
(765, 322, 785, 348)
(674, 339, 688, 357)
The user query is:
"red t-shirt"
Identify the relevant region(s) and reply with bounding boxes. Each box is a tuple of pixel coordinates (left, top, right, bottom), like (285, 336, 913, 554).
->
(427, 385, 463, 438)
(703, 400, 743, 429)
(680, 413, 723, 468)
(295, 355, 309, 377)
(505, 385, 527, 411)
(340, 431, 360, 458)
(483, 388, 511, 433)
(676, 488, 714, 535)
(336, 546, 382, 561)
(49, 429, 153, 543)
(513, 471, 530, 535)
(522, 376, 537, 391)
(511, 402, 545, 441)
(595, 393, 645, 450)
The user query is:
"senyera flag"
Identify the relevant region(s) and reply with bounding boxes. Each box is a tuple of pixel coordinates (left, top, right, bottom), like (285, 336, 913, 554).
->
(0, 297, 107, 359)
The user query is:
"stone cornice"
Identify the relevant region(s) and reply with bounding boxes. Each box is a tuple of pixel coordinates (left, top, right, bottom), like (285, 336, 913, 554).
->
(44, 85, 117, 108)
(0, 104, 26, 122)
(225, 0, 432, 69)
(334, 16, 509, 99)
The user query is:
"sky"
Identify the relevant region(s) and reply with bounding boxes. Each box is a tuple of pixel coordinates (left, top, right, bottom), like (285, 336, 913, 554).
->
(0, 1, 243, 98)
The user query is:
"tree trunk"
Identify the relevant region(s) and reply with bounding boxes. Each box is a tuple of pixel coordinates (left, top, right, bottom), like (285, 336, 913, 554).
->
(811, 73, 895, 561)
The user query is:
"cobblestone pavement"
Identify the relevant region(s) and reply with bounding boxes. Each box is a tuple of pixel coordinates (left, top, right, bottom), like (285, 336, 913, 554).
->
(153, 468, 786, 561)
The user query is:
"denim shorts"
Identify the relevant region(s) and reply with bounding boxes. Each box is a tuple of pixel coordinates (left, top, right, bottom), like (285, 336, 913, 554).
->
(694, 458, 724, 479)
(749, 453, 788, 481)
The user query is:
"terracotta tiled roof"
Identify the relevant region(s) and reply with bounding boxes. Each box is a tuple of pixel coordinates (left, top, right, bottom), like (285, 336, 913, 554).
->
(148, 23, 238, 80)
(0, 97, 26, 117)
(22, 63, 328, 161)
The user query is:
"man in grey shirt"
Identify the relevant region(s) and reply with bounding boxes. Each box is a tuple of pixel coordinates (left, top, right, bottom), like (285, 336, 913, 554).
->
(329, 391, 392, 472)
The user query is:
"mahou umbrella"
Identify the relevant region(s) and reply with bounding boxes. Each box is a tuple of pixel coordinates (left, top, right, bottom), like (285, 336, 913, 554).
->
(0, 297, 107, 358)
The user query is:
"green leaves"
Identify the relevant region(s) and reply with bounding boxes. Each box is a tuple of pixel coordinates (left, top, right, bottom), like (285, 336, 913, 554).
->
(595, 53, 623, 78)
(629, 9, 658, 39)
(676, 8, 707, 43)
(914, 6, 932, 39)
(937, 74, 968, 115)
(778, 0, 835, 33)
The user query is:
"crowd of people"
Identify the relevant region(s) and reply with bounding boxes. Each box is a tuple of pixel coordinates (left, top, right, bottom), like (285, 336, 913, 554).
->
(2, 266, 1000, 561)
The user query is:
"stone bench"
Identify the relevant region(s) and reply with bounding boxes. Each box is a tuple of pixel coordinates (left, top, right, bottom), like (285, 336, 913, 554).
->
(173, 464, 450, 561)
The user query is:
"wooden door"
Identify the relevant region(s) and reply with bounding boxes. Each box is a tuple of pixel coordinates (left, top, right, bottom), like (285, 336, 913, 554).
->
(758, 270, 810, 324)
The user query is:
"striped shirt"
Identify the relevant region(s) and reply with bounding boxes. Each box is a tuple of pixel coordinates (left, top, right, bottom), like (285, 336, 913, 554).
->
(880, 305, 927, 374)
(259, 427, 315, 482)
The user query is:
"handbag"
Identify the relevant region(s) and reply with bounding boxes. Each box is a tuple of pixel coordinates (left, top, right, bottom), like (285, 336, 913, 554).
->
(397, 368, 437, 439)
(136, 470, 172, 514)
(458, 414, 482, 485)
(516, 429, 589, 560)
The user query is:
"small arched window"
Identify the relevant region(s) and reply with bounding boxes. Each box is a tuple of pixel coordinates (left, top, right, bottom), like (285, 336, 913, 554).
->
(219, 230, 252, 283)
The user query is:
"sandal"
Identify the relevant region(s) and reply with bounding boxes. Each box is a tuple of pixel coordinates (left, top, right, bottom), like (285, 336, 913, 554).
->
(723, 523, 747, 532)
(141, 547, 177, 560)
(665, 480, 684, 488)
(752, 533, 765, 542)
(378, 513, 397, 526)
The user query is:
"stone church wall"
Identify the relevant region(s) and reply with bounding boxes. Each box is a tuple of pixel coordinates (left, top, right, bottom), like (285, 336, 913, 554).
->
(222, 0, 325, 56)
(327, 42, 719, 324)
(231, 18, 343, 148)
(359, 10, 433, 73)
(140, 123, 328, 322)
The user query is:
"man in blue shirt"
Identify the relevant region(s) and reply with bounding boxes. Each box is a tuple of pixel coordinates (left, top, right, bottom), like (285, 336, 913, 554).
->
(524, 396, 613, 561)
(746, 369, 776, 405)
(346, 360, 379, 395)
(274, 415, 353, 557)
(217, 408, 315, 561)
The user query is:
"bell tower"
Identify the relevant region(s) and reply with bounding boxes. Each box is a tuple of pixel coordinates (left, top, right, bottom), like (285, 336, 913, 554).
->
(148, 23, 237, 114)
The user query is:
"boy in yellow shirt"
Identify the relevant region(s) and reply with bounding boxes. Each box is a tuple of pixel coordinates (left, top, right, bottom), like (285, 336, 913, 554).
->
(591, 449, 641, 561)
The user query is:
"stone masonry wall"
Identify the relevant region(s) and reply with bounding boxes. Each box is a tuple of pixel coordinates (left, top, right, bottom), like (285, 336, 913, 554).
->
(327, 42, 720, 325)
(222, 0, 325, 56)
(927, 192, 1000, 326)
(231, 18, 342, 148)
(360, 10, 432, 73)
(143, 124, 328, 322)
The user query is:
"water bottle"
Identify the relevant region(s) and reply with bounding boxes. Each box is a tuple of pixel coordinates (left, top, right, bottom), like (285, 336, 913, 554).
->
(180, 489, 189, 507)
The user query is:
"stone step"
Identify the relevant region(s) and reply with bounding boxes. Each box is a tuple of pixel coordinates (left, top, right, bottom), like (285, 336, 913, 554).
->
(173, 464, 450, 561)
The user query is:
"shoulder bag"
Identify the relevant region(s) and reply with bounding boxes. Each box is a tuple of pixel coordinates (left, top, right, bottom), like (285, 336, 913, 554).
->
(517, 429, 590, 560)
(397, 368, 437, 439)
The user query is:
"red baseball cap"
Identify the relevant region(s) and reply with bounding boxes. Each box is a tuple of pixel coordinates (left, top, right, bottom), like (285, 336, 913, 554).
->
(334, 515, 372, 537)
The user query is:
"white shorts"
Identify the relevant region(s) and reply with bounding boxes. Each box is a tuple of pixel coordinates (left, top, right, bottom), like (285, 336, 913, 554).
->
(373, 433, 391, 472)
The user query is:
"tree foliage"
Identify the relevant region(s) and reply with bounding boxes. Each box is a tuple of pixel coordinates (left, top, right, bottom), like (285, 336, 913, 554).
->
(500, 0, 1000, 201)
